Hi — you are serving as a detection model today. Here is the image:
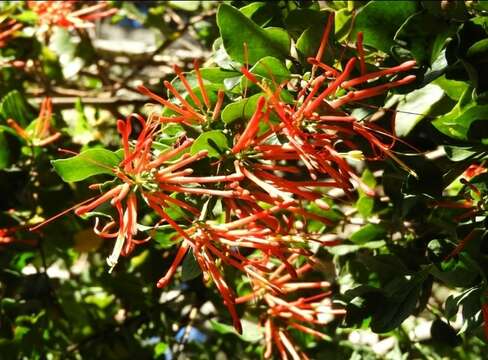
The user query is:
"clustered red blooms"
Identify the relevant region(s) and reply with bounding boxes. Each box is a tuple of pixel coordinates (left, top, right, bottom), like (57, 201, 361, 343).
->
(235, 255, 345, 359)
(27, 1, 117, 29)
(47, 13, 419, 358)
(7, 97, 61, 147)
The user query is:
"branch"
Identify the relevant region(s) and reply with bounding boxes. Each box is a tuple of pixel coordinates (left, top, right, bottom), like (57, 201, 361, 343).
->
(28, 96, 149, 108)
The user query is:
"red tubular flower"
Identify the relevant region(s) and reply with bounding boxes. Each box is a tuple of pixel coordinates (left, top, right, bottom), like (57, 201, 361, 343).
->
(312, 12, 335, 78)
(7, 97, 61, 147)
(235, 255, 344, 359)
(69, 112, 253, 271)
(232, 96, 266, 154)
(138, 60, 222, 126)
(464, 164, 486, 179)
(304, 57, 357, 116)
(0, 228, 16, 244)
(356, 32, 366, 76)
(153, 200, 336, 334)
(331, 75, 416, 109)
(0, 19, 22, 48)
(41, 11, 423, 358)
(28, 1, 117, 29)
(0, 226, 37, 246)
(341, 60, 417, 89)
(238, 11, 418, 189)
(71, 114, 211, 270)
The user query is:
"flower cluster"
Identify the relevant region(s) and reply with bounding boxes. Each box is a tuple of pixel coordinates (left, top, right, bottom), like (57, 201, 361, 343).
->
(28, 1, 116, 29)
(236, 255, 345, 359)
(48, 14, 419, 358)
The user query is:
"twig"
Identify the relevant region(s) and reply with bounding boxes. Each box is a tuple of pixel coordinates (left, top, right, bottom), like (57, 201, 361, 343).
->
(28, 96, 148, 107)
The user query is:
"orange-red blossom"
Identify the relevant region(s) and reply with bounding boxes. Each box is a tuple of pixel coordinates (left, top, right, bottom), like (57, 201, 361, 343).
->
(28, 1, 117, 29)
(72, 113, 248, 271)
(7, 97, 61, 147)
(0, 19, 22, 48)
(41, 11, 423, 351)
(236, 255, 345, 359)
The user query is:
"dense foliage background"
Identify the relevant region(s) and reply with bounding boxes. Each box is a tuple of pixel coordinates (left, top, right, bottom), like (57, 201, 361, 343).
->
(0, 1, 488, 359)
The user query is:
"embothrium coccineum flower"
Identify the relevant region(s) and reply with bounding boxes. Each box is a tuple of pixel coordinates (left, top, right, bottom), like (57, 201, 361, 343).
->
(44, 11, 421, 346)
(138, 60, 225, 126)
(7, 97, 62, 147)
(28, 1, 117, 29)
(72, 113, 248, 271)
(72, 114, 197, 270)
(236, 255, 345, 359)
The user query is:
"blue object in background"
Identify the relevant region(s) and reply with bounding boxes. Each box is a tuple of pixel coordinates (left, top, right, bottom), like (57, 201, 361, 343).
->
(175, 326, 207, 343)
(164, 327, 207, 360)
(117, 1, 150, 29)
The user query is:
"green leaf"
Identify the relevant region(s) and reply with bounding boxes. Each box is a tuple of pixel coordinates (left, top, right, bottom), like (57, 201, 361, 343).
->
(84, 292, 115, 309)
(433, 88, 488, 142)
(239, 1, 279, 26)
(240, 2, 267, 18)
(444, 146, 478, 162)
(210, 319, 262, 342)
(41, 46, 63, 81)
(285, 9, 329, 38)
(350, 224, 386, 245)
(394, 11, 452, 64)
(430, 253, 479, 287)
(360, 254, 409, 284)
(221, 93, 263, 124)
(466, 38, 488, 58)
(240, 56, 290, 89)
(356, 196, 374, 217)
(119, 1, 146, 23)
(328, 240, 386, 256)
(295, 26, 320, 59)
(13, 10, 38, 24)
(181, 250, 202, 281)
(0, 131, 10, 169)
(156, 123, 186, 147)
(163, 194, 189, 221)
(352, 1, 418, 53)
(51, 148, 122, 182)
(432, 75, 469, 101)
(154, 342, 168, 357)
(335, 8, 353, 41)
(169, 1, 200, 11)
(150, 226, 179, 249)
(356, 168, 376, 217)
(199, 67, 241, 84)
(370, 271, 428, 333)
(444, 286, 483, 333)
(0, 90, 34, 126)
(394, 84, 444, 137)
(190, 130, 229, 158)
(64, 98, 95, 145)
(217, 4, 290, 64)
